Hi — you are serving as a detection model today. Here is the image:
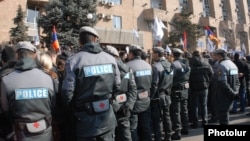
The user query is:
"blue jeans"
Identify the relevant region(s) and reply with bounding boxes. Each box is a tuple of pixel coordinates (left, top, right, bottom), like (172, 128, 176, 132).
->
(232, 86, 246, 112)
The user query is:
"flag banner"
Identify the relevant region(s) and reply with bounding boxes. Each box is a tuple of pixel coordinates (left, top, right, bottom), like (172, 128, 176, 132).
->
(183, 31, 187, 51)
(153, 16, 166, 42)
(207, 38, 215, 52)
(165, 45, 172, 54)
(132, 28, 139, 38)
(241, 43, 246, 56)
(204, 125, 250, 141)
(205, 26, 220, 45)
(52, 25, 60, 52)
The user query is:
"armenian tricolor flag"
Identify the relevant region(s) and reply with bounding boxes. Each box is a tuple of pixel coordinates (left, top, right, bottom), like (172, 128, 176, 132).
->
(51, 25, 60, 52)
(205, 25, 220, 46)
(183, 31, 187, 51)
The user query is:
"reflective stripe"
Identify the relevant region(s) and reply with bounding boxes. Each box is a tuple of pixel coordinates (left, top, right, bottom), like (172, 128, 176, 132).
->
(123, 73, 130, 79)
(83, 64, 113, 77)
(135, 70, 151, 77)
(230, 69, 238, 75)
(15, 88, 49, 100)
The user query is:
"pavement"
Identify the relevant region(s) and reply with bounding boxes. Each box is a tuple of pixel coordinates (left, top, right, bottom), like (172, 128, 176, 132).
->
(179, 106, 250, 141)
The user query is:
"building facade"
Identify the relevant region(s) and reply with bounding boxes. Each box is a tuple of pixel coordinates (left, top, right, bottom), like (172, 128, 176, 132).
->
(1, 0, 250, 53)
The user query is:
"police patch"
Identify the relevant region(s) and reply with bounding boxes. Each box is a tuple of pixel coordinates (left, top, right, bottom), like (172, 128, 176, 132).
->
(135, 69, 151, 77)
(15, 88, 49, 100)
(230, 69, 238, 75)
(83, 64, 113, 77)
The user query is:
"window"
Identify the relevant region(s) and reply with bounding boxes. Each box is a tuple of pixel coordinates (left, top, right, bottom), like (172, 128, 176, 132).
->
(112, 16, 122, 29)
(107, 0, 121, 4)
(221, 0, 227, 20)
(26, 6, 39, 24)
(151, 0, 162, 9)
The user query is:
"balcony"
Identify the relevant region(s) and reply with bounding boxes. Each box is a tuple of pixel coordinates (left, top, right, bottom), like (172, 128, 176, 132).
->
(143, 8, 168, 22)
(27, 0, 48, 6)
(199, 16, 218, 27)
(95, 27, 143, 47)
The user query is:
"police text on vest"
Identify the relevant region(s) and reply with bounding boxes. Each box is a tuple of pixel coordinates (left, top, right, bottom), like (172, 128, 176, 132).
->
(15, 88, 49, 100)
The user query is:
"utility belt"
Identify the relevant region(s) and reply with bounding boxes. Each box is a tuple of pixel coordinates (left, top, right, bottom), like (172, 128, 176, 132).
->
(172, 82, 189, 91)
(15, 115, 51, 136)
(81, 99, 110, 114)
(138, 91, 149, 99)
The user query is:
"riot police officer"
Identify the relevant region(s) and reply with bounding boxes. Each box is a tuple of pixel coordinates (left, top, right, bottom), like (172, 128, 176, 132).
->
(213, 49, 240, 125)
(61, 26, 121, 141)
(0, 41, 56, 141)
(150, 47, 173, 141)
(170, 48, 190, 140)
(126, 45, 152, 141)
(103, 45, 137, 141)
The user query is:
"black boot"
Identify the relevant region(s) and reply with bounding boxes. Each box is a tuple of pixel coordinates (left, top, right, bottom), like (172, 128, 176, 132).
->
(171, 130, 181, 140)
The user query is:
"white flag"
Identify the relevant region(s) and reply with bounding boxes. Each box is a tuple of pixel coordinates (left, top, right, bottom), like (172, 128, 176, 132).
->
(207, 38, 215, 52)
(132, 28, 139, 38)
(165, 45, 172, 54)
(153, 16, 164, 41)
(241, 43, 246, 56)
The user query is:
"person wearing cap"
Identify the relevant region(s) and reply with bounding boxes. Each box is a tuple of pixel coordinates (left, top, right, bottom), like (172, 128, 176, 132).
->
(126, 44, 152, 141)
(103, 45, 137, 141)
(150, 47, 173, 141)
(0, 41, 56, 141)
(61, 26, 121, 141)
(170, 48, 190, 140)
(0, 46, 17, 140)
(213, 49, 240, 125)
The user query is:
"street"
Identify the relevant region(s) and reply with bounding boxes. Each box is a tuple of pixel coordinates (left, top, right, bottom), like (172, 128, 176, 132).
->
(180, 106, 250, 141)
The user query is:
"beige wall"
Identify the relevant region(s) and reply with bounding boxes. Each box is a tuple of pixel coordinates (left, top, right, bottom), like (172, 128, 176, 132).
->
(0, 0, 27, 43)
(1, 0, 250, 53)
(96, 0, 153, 51)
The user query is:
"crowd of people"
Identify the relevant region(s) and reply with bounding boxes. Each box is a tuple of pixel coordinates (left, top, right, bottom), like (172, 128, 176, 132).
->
(0, 26, 249, 141)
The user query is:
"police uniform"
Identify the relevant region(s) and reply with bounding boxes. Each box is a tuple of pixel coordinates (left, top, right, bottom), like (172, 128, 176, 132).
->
(214, 49, 240, 125)
(104, 45, 137, 141)
(0, 41, 56, 141)
(126, 45, 152, 141)
(61, 26, 121, 141)
(150, 47, 173, 141)
(170, 48, 190, 140)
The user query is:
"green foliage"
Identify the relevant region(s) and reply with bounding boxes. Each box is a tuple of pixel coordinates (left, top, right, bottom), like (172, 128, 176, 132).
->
(38, 0, 97, 50)
(9, 5, 28, 44)
(165, 9, 203, 51)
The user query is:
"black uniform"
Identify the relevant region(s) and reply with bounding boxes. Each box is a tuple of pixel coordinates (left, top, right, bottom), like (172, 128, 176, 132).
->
(170, 57, 190, 139)
(215, 59, 240, 124)
(114, 59, 137, 141)
(61, 42, 121, 140)
(1, 57, 56, 141)
(126, 56, 152, 141)
(151, 57, 173, 141)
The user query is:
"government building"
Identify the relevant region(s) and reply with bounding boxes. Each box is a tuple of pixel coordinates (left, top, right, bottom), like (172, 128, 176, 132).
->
(1, 0, 250, 53)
